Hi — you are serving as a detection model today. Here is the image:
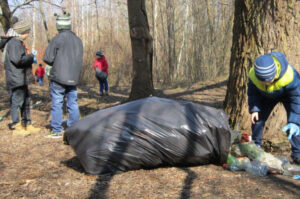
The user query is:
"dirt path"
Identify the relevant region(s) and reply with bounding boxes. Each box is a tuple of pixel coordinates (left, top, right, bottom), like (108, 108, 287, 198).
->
(0, 80, 299, 199)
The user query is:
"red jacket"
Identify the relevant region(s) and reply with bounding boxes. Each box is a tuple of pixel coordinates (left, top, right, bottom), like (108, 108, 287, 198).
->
(35, 67, 45, 77)
(93, 56, 108, 75)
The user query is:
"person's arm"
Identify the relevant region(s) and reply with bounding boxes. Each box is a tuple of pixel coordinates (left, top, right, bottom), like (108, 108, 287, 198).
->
(284, 72, 300, 126)
(102, 58, 108, 72)
(248, 79, 263, 113)
(9, 40, 34, 67)
(93, 60, 98, 71)
(43, 37, 58, 66)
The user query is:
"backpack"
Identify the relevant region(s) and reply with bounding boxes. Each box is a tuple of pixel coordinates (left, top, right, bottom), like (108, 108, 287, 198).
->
(95, 67, 107, 81)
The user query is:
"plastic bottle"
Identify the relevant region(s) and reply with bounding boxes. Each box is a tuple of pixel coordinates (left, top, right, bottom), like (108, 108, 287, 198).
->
(227, 154, 250, 171)
(245, 160, 268, 177)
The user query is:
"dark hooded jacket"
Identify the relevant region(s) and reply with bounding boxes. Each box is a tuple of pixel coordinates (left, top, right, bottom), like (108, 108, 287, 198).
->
(1, 36, 34, 90)
(43, 30, 83, 86)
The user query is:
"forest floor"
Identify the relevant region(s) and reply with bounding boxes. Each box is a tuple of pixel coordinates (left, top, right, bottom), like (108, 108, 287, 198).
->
(0, 77, 299, 199)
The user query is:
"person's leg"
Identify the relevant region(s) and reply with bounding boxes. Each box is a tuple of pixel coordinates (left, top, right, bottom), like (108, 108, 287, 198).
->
(38, 77, 43, 86)
(104, 78, 109, 95)
(66, 86, 80, 128)
(99, 80, 104, 95)
(10, 87, 25, 128)
(282, 102, 300, 162)
(21, 86, 40, 132)
(20, 86, 31, 126)
(251, 100, 277, 146)
(50, 81, 65, 134)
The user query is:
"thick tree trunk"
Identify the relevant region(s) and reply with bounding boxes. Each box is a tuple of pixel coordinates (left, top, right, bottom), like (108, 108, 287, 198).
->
(224, 0, 300, 145)
(127, 0, 155, 101)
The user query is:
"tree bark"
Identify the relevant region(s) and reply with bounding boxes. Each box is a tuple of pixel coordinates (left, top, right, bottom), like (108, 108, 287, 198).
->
(0, 0, 11, 33)
(127, 0, 155, 101)
(224, 0, 300, 144)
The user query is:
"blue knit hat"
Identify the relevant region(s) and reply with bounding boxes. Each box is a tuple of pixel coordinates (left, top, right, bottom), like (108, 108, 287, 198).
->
(96, 51, 103, 56)
(254, 54, 277, 82)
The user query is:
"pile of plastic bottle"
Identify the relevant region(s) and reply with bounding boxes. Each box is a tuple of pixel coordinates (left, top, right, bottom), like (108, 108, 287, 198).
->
(224, 132, 300, 179)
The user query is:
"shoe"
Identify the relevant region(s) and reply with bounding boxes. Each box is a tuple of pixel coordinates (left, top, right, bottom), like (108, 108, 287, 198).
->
(24, 124, 41, 133)
(100, 92, 104, 96)
(13, 128, 30, 136)
(9, 122, 23, 130)
(105, 92, 109, 96)
(45, 132, 62, 139)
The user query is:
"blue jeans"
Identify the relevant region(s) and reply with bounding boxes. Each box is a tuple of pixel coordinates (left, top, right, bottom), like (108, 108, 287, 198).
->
(99, 78, 108, 94)
(50, 81, 80, 134)
(252, 99, 300, 159)
(37, 77, 43, 86)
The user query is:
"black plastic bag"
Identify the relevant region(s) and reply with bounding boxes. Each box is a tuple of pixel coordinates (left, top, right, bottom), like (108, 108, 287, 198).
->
(95, 67, 107, 81)
(64, 97, 231, 175)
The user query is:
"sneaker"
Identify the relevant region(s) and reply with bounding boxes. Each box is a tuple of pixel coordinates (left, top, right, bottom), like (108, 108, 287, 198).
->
(45, 132, 62, 139)
(24, 124, 41, 133)
(100, 92, 104, 96)
(105, 92, 109, 96)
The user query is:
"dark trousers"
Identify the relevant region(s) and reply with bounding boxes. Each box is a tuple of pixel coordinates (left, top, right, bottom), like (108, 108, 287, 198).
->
(252, 99, 300, 159)
(10, 85, 31, 125)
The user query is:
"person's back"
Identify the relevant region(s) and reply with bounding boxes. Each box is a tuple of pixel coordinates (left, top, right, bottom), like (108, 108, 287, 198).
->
(43, 30, 83, 86)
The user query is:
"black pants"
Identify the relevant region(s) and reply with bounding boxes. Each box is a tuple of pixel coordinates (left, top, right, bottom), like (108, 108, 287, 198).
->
(10, 85, 31, 126)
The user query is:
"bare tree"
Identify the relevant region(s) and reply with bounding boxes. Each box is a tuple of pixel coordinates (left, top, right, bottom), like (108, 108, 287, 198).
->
(127, 0, 155, 100)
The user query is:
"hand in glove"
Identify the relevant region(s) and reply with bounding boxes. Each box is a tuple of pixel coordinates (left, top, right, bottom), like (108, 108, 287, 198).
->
(282, 123, 300, 140)
(33, 56, 37, 64)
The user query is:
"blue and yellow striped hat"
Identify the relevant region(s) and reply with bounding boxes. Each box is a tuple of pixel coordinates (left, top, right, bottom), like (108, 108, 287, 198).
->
(254, 54, 277, 82)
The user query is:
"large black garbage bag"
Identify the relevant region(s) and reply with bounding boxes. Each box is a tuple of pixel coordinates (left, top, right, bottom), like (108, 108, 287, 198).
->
(65, 97, 231, 175)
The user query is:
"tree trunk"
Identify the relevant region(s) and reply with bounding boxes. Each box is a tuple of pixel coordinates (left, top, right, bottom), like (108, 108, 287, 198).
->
(166, 0, 176, 82)
(94, 0, 101, 42)
(151, 0, 159, 83)
(224, 0, 300, 144)
(127, 0, 155, 101)
(0, 0, 11, 33)
(39, 0, 51, 43)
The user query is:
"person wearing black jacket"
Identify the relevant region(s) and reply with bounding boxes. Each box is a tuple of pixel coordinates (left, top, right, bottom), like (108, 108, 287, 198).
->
(1, 20, 40, 135)
(43, 12, 83, 138)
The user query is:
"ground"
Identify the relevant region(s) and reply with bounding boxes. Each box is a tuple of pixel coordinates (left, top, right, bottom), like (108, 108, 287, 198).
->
(0, 78, 299, 199)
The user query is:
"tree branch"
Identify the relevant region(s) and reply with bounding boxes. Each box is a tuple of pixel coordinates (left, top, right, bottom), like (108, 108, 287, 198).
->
(11, 0, 62, 15)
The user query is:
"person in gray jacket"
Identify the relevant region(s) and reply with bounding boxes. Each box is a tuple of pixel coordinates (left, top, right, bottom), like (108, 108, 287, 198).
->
(1, 20, 40, 135)
(43, 12, 83, 138)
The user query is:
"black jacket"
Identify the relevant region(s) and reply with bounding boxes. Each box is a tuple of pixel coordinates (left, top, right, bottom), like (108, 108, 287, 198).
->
(2, 37, 34, 90)
(43, 30, 83, 86)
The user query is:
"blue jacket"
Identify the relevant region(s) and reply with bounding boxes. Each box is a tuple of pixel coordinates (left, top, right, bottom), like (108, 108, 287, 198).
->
(248, 52, 300, 125)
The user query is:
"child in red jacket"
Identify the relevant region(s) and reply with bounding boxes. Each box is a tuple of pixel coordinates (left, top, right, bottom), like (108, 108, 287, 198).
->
(35, 63, 45, 86)
(94, 51, 109, 96)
